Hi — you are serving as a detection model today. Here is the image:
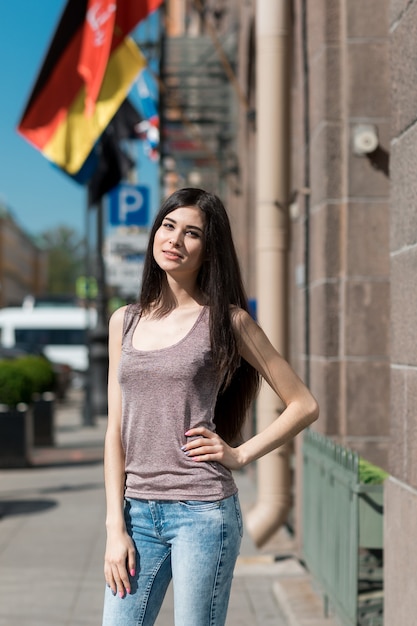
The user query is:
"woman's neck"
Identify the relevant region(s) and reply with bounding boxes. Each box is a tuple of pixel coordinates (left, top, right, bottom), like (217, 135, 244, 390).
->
(164, 275, 205, 308)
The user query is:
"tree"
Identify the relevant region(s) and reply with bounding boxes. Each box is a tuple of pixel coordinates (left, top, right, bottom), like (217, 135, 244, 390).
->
(39, 226, 85, 296)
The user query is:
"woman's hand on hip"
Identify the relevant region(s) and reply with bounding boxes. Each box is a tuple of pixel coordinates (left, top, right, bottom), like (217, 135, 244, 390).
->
(104, 529, 136, 598)
(182, 427, 244, 470)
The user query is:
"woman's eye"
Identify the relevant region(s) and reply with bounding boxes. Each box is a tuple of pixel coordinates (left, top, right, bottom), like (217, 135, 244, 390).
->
(186, 230, 200, 238)
(162, 222, 174, 229)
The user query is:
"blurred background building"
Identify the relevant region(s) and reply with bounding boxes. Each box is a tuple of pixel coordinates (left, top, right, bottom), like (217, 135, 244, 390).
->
(0, 203, 47, 307)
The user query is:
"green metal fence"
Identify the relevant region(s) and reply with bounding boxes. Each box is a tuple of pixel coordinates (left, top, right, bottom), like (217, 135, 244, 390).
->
(302, 430, 383, 625)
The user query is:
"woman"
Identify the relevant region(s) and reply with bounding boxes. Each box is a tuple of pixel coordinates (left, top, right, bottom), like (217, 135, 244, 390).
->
(102, 188, 318, 626)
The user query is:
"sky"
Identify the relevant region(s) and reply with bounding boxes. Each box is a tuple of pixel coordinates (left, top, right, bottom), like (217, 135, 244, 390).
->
(0, 2, 160, 239)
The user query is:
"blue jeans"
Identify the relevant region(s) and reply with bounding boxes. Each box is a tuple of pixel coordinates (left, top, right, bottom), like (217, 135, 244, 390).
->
(102, 493, 243, 626)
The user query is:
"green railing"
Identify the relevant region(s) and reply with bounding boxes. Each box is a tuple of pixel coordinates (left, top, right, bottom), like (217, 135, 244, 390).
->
(302, 430, 384, 625)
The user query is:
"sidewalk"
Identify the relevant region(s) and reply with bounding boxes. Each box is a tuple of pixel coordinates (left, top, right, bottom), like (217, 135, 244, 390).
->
(0, 389, 337, 626)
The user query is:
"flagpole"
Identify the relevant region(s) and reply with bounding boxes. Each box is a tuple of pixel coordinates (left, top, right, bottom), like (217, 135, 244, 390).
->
(87, 190, 109, 420)
(83, 190, 93, 426)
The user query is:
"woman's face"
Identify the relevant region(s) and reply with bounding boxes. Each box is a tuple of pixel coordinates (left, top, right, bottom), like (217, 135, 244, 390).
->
(153, 206, 206, 279)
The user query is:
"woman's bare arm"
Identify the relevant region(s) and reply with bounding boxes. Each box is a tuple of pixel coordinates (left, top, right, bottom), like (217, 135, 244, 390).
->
(103, 306, 136, 597)
(183, 308, 318, 468)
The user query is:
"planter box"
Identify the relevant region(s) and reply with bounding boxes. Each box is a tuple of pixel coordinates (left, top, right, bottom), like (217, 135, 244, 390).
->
(358, 487, 384, 549)
(33, 392, 55, 447)
(303, 430, 385, 626)
(0, 403, 32, 468)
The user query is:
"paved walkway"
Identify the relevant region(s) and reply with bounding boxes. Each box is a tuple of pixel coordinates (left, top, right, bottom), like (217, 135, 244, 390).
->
(0, 389, 337, 626)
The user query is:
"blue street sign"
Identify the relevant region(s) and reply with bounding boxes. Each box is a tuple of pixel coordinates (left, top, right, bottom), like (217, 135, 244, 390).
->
(108, 184, 150, 226)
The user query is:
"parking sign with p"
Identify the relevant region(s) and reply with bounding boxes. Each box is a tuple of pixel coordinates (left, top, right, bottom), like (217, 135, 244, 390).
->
(109, 184, 150, 227)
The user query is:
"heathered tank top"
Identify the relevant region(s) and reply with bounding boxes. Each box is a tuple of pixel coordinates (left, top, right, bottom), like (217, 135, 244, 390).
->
(119, 304, 238, 501)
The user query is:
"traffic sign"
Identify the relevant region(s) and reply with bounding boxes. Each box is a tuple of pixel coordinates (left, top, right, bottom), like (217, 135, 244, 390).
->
(108, 184, 150, 226)
(105, 258, 145, 296)
(106, 233, 149, 257)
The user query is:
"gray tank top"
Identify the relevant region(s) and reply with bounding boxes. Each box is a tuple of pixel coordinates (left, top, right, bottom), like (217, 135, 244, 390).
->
(119, 304, 237, 501)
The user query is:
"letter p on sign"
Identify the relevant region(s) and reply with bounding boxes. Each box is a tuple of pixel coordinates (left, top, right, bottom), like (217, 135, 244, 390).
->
(109, 184, 150, 227)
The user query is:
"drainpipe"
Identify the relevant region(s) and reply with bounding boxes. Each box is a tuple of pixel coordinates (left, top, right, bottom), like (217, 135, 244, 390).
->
(245, 0, 292, 548)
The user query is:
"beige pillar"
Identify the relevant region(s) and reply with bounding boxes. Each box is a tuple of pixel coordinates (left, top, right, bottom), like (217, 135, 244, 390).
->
(245, 0, 292, 548)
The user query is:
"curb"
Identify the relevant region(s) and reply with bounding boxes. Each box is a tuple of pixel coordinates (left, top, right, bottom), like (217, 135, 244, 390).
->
(273, 575, 340, 626)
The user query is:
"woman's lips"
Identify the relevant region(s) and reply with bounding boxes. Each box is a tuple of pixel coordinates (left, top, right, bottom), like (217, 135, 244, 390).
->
(163, 250, 182, 260)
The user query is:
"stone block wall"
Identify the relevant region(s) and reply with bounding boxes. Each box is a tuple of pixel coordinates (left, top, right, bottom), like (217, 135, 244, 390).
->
(290, 0, 391, 466)
(385, 2, 417, 621)
(389, 0, 417, 493)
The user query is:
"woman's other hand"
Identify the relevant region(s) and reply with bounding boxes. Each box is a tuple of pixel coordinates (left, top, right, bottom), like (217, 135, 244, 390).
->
(104, 529, 136, 598)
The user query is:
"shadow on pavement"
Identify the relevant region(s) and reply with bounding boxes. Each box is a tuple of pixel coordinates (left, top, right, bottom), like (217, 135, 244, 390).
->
(0, 498, 57, 518)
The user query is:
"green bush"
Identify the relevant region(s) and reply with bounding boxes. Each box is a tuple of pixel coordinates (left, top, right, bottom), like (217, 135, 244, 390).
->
(15, 355, 55, 396)
(359, 458, 388, 485)
(0, 360, 32, 406)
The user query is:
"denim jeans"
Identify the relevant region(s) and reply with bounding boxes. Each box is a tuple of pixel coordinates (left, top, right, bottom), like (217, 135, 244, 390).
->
(102, 493, 243, 626)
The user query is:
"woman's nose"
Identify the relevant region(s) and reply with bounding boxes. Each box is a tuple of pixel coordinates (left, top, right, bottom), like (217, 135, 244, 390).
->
(169, 231, 182, 246)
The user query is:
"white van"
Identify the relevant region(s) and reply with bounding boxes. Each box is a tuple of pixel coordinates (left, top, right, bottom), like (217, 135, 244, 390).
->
(0, 306, 97, 372)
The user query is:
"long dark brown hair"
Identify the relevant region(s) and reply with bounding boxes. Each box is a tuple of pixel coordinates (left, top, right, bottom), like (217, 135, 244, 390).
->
(139, 188, 260, 443)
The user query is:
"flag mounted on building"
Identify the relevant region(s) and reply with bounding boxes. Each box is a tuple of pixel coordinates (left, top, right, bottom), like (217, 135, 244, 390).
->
(17, 0, 163, 179)
(87, 98, 142, 206)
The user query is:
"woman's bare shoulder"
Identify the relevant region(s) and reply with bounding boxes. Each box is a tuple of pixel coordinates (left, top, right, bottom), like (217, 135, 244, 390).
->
(230, 306, 256, 330)
(109, 305, 129, 333)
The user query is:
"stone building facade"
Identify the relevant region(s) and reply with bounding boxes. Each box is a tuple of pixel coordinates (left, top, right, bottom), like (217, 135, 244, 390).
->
(385, 1, 417, 623)
(290, 0, 391, 466)
(270, 0, 413, 621)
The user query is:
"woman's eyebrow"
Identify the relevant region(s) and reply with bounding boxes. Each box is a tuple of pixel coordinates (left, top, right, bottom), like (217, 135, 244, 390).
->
(164, 216, 204, 233)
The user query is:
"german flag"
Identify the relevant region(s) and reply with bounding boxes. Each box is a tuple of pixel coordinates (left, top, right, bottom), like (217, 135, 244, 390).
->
(17, 0, 163, 177)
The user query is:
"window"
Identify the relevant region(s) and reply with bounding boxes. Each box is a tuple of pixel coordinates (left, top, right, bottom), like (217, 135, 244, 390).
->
(14, 328, 86, 347)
